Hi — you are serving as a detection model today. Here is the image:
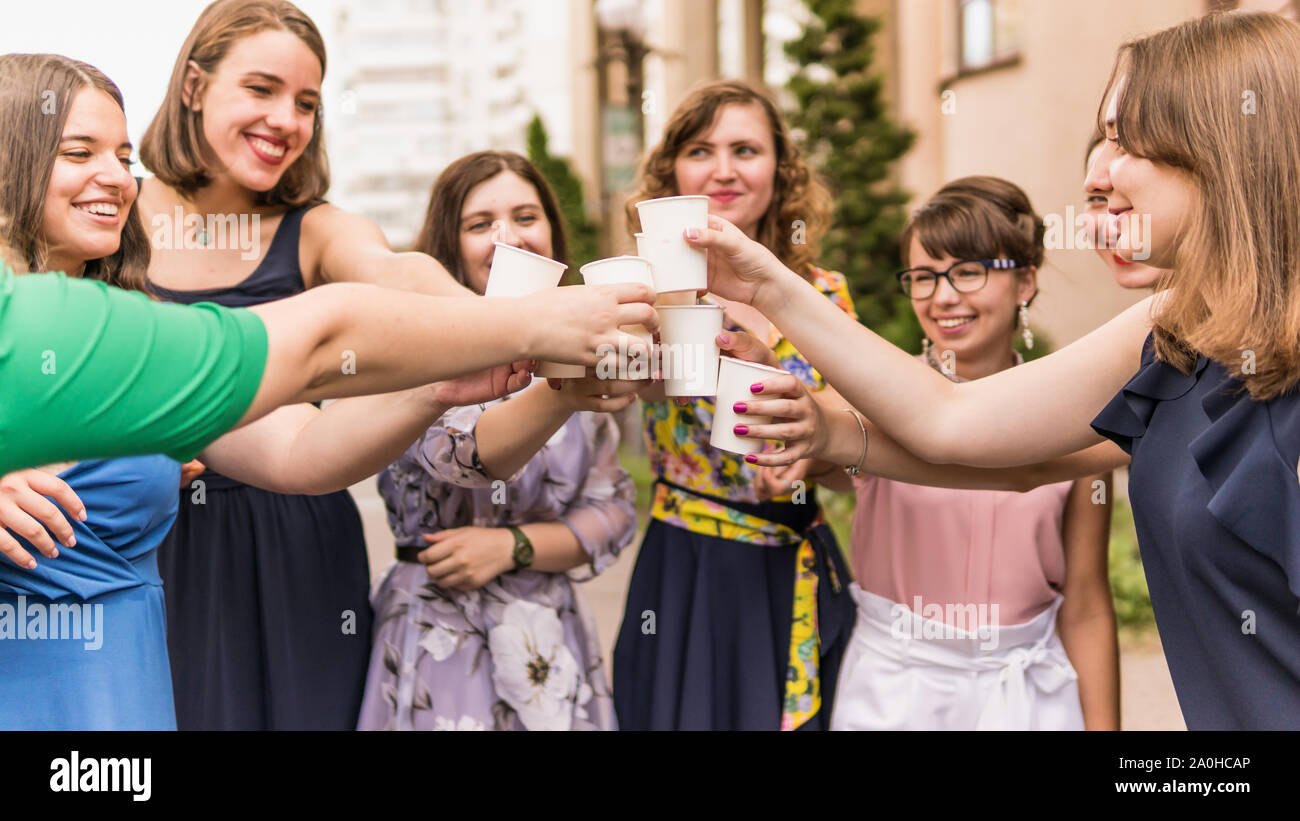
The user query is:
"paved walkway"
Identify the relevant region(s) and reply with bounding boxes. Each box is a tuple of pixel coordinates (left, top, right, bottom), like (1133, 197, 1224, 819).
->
(350, 482, 1185, 731)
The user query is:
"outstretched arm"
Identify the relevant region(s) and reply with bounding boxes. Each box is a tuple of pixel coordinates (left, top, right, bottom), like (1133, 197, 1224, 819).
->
(688, 216, 1156, 467)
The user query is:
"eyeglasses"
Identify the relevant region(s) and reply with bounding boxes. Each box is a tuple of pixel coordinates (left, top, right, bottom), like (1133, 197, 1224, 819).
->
(896, 259, 1023, 300)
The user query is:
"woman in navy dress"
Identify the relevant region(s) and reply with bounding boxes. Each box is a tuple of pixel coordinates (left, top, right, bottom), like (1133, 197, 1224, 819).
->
(683, 10, 1300, 728)
(135, 1, 478, 729)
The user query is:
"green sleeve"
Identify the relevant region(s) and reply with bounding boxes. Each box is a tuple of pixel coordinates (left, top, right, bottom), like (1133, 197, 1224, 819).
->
(0, 266, 268, 473)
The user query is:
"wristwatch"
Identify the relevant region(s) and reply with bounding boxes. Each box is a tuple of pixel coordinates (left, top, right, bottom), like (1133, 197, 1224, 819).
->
(508, 525, 534, 571)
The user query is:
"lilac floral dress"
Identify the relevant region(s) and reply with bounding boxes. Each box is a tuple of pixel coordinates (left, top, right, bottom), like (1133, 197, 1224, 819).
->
(356, 384, 636, 731)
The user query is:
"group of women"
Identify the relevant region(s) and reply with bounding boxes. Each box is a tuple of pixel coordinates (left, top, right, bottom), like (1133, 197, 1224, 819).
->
(1, 0, 1298, 731)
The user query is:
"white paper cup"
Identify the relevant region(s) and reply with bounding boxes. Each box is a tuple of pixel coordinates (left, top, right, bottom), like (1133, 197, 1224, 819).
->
(535, 361, 587, 379)
(581, 256, 656, 379)
(635, 230, 707, 293)
(484, 242, 566, 297)
(657, 305, 723, 396)
(635, 195, 708, 238)
(709, 356, 789, 455)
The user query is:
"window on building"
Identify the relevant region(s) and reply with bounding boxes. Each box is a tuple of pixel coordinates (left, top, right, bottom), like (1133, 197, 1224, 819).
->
(958, 0, 1022, 73)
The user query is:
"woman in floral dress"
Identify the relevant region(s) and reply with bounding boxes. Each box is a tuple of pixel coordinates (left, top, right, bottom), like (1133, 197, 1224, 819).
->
(356, 152, 640, 731)
(614, 80, 858, 730)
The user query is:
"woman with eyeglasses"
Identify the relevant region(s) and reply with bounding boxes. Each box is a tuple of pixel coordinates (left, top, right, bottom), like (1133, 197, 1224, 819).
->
(788, 177, 1118, 730)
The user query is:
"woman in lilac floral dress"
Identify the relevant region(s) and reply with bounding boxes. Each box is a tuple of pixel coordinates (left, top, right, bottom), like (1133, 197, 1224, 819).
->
(356, 152, 640, 731)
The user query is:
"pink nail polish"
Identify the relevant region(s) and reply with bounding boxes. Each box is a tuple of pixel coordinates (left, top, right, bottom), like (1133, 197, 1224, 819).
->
(734, 424, 749, 436)
(745, 454, 758, 463)
(733, 401, 747, 413)
(685, 227, 700, 240)
(719, 333, 731, 345)
(750, 383, 764, 393)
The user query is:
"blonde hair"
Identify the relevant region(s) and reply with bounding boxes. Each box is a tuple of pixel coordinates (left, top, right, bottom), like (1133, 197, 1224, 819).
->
(140, 0, 329, 206)
(626, 79, 830, 278)
(1104, 11, 1300, 399)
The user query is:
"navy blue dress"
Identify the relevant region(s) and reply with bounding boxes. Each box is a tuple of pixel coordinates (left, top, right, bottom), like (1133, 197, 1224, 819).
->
(150, 203, 374, 730)
(1092, 335, 1300, 729)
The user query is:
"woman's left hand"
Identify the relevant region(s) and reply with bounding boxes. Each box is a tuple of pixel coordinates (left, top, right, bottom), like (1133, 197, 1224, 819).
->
(733, 374, 829, 467)
(419, 526, 516, 590)
(752, 460, 811, 501)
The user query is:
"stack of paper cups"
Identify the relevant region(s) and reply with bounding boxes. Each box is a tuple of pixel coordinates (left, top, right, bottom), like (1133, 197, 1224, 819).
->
(580, 256, 656, 380)
(709, 356, 789, 455)
(482, 243, 579, 379)
(634, 195, 708, 294)
(657, 305, 724, 396)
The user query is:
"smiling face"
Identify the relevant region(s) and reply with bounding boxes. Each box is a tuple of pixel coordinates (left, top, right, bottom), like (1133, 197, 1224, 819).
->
(1083, 83, 1198, 271)
(458, 170, 553, 295)
(672, 102, 777, 238)
(40, 88, 135, 275)
(1084, 142, 1161, 289)
(907, 235, 1036, 364)
(186, 29, 321, 193)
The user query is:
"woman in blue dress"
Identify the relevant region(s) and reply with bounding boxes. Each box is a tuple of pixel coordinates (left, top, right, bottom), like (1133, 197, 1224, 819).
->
(685, 10, 1300, 729)
(0, 53, 535, 730)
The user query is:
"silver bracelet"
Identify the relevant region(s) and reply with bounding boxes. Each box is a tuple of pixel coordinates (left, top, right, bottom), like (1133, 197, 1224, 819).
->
(843, 409, 868, 477)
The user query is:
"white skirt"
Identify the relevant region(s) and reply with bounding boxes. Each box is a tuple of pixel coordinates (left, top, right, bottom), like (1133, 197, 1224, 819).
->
(830, 584, 1085, 731)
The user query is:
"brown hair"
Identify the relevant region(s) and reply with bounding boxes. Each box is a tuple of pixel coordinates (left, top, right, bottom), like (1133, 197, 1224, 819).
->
(900, 175, 1043, 307)
(1100, 11, 1300, 399)
(140, 0, 328, 207)
(0, 54, 150, 291)
(413, 151, 569, 291)
(626, 79, 830, 278)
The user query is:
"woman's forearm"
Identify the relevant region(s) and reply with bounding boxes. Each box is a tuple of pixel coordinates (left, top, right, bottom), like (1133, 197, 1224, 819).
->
(472, 383, 574, 481)
(517, 520, 592, 574)
(1058, 602, 1121, 730)
(812, 393, 1129, 492)
(753, 269, 1154, 467)
(201, 389, 448, 495)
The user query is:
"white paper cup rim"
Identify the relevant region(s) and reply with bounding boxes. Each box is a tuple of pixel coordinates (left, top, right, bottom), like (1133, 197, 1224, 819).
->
(579, 255, 652, 274)
(658, 304, 723, 312)
(718, 355, 789, 377)
(635, 195, 709, 208)
(492, 241, 567, 270)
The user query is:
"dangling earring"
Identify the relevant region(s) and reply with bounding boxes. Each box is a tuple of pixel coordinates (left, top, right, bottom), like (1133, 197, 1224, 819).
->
(921, 336, 931, 358)
(1019, 300, 1034, 350)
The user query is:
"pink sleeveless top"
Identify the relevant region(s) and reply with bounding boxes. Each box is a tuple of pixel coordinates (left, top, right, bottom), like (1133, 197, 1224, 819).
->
(850, 474, 1073, 626)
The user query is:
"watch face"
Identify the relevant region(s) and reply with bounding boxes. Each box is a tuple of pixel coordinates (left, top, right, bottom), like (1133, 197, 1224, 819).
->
(514, 540, 534, 568)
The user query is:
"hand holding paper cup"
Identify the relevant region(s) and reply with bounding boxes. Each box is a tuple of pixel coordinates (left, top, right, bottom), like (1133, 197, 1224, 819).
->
(709, 356, 791, 455)
(580, 256, 657, 380)
(484, 243, 577, 377)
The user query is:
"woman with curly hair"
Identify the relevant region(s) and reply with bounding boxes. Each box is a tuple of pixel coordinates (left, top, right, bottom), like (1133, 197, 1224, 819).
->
(613, 79, 857, 730)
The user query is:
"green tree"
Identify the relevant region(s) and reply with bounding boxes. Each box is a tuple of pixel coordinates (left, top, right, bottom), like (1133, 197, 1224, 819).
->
(785, 0, 919, 350)
(526, 113, 600, 283)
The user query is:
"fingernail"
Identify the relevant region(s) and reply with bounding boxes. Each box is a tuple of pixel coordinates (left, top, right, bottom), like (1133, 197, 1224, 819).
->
(77, 510, 88, 521)
(745, 454, 758, 463)
(734, 424, 749, 436)
(50, 548, 59, 558)
(63, 536, 76, 547)
(750, 383, 764, 393)
(25, 559, 36, 570)
(733, 401, 747, 413)
(685, 227, 700, 240)
(719, 333, 731, 345)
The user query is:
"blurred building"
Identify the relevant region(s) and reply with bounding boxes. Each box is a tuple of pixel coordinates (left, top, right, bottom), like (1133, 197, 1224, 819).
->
(327, 0, 575, 249)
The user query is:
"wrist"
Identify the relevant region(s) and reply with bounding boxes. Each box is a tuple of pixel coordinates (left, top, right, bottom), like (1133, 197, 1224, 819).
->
(751, 265, 799, 318)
